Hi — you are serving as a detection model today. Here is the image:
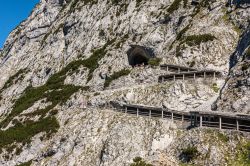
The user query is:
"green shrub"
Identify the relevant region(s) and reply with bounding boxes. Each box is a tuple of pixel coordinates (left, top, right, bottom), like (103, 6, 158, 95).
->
(1, 38, 113, 126)
(148, 58, 162, 66)
(212, 83, 220, 93)
(130, 157, 153, 166)
(182, 34, 216, 46)
(104, 69, 131, 88)
(180, 146, 199, 163)
(0, 117, 59, 151)
(167, 0, 182, 14)
(16, 160, 32, 166)
(0, 39, 114, 153)
(176, 25, 190, 41)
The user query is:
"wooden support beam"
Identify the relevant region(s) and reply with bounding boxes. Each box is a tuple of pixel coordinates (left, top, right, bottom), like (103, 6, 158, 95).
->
(182, 114, 184, 122)
(137, 108, 139, 117)
(200, 116, 203, 127)
(219, 117, 222, 130)
(149, 110, 152, 118)
(161, 77, 164, 83)
(125, 107, 127, 113)
(204, 72, 206, 79)
(213, 72, 216, 79)
(194, 73, 196, 80)
(166, 66, 169, 72)
(174, 75, 176, 81)
(178, 68, 180, 73)
(183, 74, 185, 81)
(162, 109, 164, 119)
(171, 112, 174, 121)
(236, 120, 239, 131)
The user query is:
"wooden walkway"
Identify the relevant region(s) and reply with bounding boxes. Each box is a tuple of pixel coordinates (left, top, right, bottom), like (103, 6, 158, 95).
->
(106, 102, 250, 132)
(159, 64, 222, 83)
(159, 70, 222, 82)
(160, 64, 197, 73)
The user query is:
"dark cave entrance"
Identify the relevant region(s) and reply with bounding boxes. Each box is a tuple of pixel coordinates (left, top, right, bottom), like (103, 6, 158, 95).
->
(127, 45, 154, 67)
(130, 54, 149, 67)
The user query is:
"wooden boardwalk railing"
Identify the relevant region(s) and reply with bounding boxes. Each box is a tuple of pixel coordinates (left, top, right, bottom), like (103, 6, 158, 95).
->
(160, 64, 197, 73)
(159, 70, 222, 83)
(159, 64, 222, 83)
(104, 101, 250, 132)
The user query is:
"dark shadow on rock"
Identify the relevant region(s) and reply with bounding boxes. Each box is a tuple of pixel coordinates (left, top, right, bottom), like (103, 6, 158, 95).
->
(229, 24, 250, 69)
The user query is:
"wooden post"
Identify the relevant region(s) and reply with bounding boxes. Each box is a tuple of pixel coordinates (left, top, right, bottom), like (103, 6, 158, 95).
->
(200, 116, 203, 127)
(178, 68, 180, 73)
(162, 109, 164, 119)
(125, 106, 127, 113)
(174, 75, 176, 81)
(149, 110, 151, 118)
(213, 72, 216, 79)
(166, 66, 169, 72)
(162, 77, 164, 83)
(137, 108, 139, 117)
(219, 117, 222, 130)
(236, 119, 239, 131)
(182, 114, 184, 122)
(183, 74, 185, 81)
(204, 72, 206, 79)
(194, 73, 196, 80)
(171, 112, 174, 121)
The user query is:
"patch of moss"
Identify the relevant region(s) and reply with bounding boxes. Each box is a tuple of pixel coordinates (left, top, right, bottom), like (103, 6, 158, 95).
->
(104, 69, 131, 88)
(130, 157, 153, 166)
(148, 58, 162, 66)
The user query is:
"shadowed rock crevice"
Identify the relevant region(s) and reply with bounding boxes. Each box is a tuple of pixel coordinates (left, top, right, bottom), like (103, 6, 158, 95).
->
(229, 24, 250, 69)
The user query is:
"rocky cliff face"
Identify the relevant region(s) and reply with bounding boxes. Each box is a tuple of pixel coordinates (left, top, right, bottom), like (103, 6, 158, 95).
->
(0, 0, 249, 165)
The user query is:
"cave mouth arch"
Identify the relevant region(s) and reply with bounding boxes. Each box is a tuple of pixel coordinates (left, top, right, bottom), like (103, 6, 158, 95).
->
(127, 45, 154, 67)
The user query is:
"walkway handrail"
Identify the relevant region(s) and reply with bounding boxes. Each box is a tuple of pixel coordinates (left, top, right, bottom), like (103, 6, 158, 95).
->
(105, 101, 250, 133)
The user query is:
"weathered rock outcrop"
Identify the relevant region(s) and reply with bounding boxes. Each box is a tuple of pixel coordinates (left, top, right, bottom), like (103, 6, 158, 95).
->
(0, 0, 249, 165)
